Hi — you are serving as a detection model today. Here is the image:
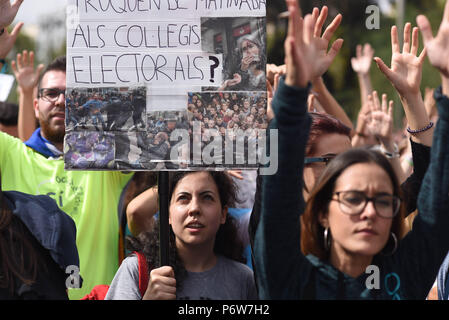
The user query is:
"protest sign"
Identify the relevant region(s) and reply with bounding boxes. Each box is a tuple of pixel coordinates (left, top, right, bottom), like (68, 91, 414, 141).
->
(65, 0, 270, 171)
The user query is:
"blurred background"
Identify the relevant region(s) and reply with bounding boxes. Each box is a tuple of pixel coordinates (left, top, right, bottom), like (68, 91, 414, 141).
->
(4, 0, 446, 127)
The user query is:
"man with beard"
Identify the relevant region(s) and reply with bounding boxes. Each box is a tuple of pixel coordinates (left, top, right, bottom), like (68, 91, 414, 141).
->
(1, 56, 133, 299)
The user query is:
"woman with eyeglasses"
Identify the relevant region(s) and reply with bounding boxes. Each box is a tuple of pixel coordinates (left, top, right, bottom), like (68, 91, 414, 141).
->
(253, 0, 449, 300)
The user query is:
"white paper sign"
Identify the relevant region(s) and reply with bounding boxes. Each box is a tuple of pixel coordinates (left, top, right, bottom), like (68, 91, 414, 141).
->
(0, 74, 15, 102)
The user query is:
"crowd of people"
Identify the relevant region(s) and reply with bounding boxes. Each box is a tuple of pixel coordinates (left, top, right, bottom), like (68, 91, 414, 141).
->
(1, 0, 449, 301)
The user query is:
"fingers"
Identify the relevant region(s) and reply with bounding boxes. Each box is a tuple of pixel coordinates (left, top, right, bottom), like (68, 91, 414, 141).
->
(402, 22, 412, 53)
(372, 91, 381, 112)
(314, 6, 328, 37)
(381, 93, 388, 114)
(418, 46, 427, 64)
(322, 14, 342, 42)
(266, 80, 273, 98)
(327, 38, 344, 63)
(391, 25, 400, 54)
(416, 15, 434, 45)
(373, 57, 394, 80)
(363, 43, 374, 57)
(411, 26, 419, 56)
(388, 100, 394, 120)
(147, 266, 177, 300)
(9, 21, 23, 39)
(303, 13, 316, 44)
(36, 63, 45, 77)
(273, 73, 280, 93)
(444, 0, 449, 22)
(356, 44, 362, 58)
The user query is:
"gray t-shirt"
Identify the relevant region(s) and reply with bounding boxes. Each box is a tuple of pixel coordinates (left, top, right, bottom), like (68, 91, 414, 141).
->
(105, 254, 258, 300)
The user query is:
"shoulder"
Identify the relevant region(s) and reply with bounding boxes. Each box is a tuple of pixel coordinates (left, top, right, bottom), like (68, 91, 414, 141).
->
(4, 191, 79, 270)
(217, 255, 254, 278)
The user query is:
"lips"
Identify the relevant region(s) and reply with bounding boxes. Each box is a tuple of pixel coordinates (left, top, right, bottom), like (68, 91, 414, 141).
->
(186, 221, 205, 230)
(356, 228, 378, 236)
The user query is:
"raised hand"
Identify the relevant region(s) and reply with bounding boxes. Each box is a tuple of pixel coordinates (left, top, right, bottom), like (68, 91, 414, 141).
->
(11, 50, 44, 94)
(0, 0, 24, 29)
(308, 6, 344, 80)
(374, 23, 426, 98)
(351, 43, 374, 75)
(0, 22, 23, 59)
(284, 1, 343, 88)
(365, 91, 394, 142)
(417, 0, 449, 78)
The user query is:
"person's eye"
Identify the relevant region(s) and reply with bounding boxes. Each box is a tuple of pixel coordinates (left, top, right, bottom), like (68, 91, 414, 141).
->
(375, 196, 393, 208)
(203, 194, 215, 201)
(44, 89, 59, 98)
(342, 193, 364, 205)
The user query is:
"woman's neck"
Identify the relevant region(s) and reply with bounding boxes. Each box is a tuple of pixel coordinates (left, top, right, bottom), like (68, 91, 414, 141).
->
(176, 240, 217, 273)
(329, 247, 373, 278)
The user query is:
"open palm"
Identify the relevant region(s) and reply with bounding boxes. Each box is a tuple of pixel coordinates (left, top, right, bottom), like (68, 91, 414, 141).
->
(366, 92, 394, 141)
(375, 24, 426, 97)
(417, 1, 449, 77)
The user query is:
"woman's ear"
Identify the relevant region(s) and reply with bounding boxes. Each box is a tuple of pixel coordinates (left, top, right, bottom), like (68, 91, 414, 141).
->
(221, 206, 228, 224)
(319, 211, 329, 229)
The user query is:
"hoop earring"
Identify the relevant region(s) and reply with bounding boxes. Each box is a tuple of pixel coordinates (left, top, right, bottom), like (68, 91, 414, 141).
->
(324, 227, 331, 252)
(381, 232, 398, 256)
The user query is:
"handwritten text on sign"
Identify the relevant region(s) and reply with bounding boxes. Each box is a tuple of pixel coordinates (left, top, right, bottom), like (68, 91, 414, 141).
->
(70, 0, 266, 19)
(67, 52, 222, 86)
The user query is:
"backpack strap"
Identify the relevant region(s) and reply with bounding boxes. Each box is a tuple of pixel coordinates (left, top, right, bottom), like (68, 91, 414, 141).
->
(134, 251, 149, 297)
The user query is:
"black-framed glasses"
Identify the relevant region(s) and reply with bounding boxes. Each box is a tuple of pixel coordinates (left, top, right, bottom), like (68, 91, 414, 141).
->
(38, 88, 66, 102)
(304, 156, 335, 166)
(332, 190, 401, 218)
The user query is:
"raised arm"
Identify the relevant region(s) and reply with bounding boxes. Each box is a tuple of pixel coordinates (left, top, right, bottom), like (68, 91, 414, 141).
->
(11, 50, 44, 141)
(255, 0, 342, 299)
(126, 186, 158, 236)
(305, 6, 352, 129)
(351, 44, 375, 110)
(374, 23, 432, 147)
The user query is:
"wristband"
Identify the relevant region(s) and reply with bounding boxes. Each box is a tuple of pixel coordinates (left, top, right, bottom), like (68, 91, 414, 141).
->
(406, 122, 434, 135)
(379, 143, 399, 159)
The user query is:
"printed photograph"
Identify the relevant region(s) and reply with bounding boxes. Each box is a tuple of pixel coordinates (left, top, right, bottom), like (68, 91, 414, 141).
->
(66, 87, 146, 132)
(201, 17, 267, 92)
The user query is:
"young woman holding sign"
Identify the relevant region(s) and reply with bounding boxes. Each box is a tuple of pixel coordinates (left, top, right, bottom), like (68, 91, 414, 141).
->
(106, 171, 257, 300)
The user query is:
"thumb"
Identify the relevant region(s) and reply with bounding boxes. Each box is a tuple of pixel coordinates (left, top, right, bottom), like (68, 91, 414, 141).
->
(374, 57, 394, 81)
(36, 64, 45, 76)
(10, 22, 23, 40)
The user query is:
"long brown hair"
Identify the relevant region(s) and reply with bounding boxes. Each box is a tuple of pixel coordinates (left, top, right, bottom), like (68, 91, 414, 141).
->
(301, 148, 406, 260)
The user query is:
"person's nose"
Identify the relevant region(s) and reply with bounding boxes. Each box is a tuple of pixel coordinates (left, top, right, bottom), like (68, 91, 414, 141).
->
(187, 196, 201, 216)
(360, 200, 378, 220)
(55, 91, 66, 107)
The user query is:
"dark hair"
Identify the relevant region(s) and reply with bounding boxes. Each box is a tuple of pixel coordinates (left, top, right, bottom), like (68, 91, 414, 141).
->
(38, 56, 66, 91)
(306, 112, 351, 156)
(0, 184, 40, 293)
(301, 148, 406, 260)
(0, 102, 18, 126)
(126, 171, 244, 290)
